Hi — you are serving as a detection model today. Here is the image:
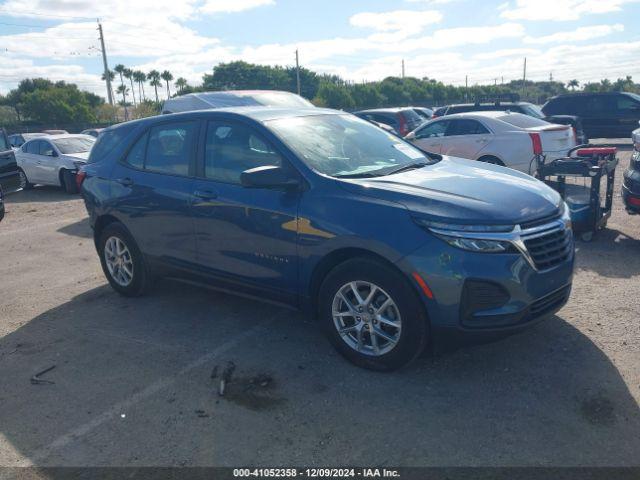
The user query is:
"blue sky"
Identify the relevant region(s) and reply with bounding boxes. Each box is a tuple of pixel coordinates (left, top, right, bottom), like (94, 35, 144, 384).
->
(0, 0, 639, 98)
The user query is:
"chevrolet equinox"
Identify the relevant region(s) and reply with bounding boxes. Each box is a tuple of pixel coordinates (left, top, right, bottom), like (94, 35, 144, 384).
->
(80, 107, 574, 371)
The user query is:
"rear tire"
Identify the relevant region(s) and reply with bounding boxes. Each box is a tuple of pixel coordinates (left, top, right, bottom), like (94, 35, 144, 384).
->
(18, 168, 33, 190)
(61, 169, 78, 194)
(318, 258, 429, 371)
(98, 222, 153, 297)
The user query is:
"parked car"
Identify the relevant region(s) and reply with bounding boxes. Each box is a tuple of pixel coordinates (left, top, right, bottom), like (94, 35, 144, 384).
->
(432, 101, 586, 145)
(543, 92, 640, 140)
(81, 128, 104, 138)
(162, 90, 314, 114)
(411, 107, 434, 121)
(42, 129, 69, 135)
(16, 134, 95, 193)
(0, 127, 21, 199)
(406, 112, 576, 174)
(8, 132, 47, 149)
(622, 123, 640, 213)
(354, 108, 426, 137)
(80, 107, 574, 371)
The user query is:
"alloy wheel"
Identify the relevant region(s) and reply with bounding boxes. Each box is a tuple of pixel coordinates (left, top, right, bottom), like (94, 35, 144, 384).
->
(104, 236, 134, 287)
(331, 281, 402, 356)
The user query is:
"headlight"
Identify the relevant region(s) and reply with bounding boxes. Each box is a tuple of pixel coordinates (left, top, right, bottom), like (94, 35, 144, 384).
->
(560, 201, 572, 230)
(435, 234, 512, 253)
(413, 218, 516, 253)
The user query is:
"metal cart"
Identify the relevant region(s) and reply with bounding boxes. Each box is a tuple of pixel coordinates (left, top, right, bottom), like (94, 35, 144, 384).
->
(534, 146, 618, 242)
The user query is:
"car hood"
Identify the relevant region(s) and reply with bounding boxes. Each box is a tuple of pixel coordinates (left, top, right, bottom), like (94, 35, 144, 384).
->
(338, 156, 562, 224)
(62, 151, 91, 161)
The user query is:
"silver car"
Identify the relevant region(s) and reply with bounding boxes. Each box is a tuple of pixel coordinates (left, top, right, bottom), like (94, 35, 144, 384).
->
(16, 134, 95, 194)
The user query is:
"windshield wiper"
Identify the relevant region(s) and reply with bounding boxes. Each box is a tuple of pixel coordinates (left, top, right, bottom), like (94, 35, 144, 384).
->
(335, 171, 384, 179)
(384, 161, 429, 176)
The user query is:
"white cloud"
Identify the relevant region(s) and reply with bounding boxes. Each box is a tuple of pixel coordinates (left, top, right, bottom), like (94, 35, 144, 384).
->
(473, 48, 540, 60)
(524, 23, 624, 44)
(349, 10, 442, 37)
(500, 0, 639, 21)
(199, 0, 274, 14)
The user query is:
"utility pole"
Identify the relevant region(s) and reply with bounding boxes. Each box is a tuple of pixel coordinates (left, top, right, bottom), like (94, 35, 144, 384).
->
(521, 57, 527, 100)
(465, 75, 468, 101)
(549, 71, 553, 82)
(295, 49, 301, 96)
(401, 59, 405, 79)
(97, 21, 113, 106)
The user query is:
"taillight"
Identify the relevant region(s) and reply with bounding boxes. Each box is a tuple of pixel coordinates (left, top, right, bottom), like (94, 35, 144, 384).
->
(572, 127, 577, 143)
(628, 196, 640, 207)
(431, 114, 439, 119)
(76, 170, 87, 191)
(529, 133, 543, 155)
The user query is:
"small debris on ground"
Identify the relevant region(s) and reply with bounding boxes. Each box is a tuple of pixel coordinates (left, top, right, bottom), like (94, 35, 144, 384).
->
(30, 365, 56, 385)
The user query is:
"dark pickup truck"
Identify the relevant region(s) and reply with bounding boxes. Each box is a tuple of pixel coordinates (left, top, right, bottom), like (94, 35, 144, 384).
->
(0, 127, 22, 221)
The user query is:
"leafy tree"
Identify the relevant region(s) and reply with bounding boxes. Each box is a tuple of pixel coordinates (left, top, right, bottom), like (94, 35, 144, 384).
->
(161, 70, 174, 99)
(313, 82, 354, 109)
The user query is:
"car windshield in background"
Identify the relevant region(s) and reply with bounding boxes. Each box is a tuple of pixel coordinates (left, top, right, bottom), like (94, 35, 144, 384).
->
(267, 114, 436, 178)
(497, 113, 549, 128)
(53, 137, 95, 154)
(520, 104, 546, 119)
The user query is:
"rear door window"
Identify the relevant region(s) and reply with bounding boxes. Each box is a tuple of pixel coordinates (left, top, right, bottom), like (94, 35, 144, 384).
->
(446, 119, 490, 136)
(143, 122, 198, 176)
(25, 140, 40, 154)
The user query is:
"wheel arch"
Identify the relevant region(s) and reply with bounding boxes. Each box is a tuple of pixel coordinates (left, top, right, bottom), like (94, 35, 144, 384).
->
(307, 247, 428, 320)
(93, 214, 123, 249)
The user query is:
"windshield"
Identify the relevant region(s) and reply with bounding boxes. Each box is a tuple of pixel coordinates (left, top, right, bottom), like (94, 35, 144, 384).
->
(267, 114, 436, 178)
(53, 137, 95, 154)
(520, 104, 545, 119)
(252, 92, 314, 108)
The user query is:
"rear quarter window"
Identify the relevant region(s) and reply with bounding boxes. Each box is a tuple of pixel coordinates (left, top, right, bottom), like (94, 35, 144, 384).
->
(88, 124, 136, 164)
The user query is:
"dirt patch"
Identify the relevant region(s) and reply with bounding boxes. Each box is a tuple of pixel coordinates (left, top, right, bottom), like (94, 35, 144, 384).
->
(222, 372, 287, 412)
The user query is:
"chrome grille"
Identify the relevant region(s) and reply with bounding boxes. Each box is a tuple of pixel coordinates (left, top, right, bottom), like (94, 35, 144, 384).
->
(521, 224, 572, 271)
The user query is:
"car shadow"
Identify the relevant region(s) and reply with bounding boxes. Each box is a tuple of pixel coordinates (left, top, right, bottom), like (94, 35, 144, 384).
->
(574, 227, 640, 278)
(0, 281, 638, 467)
(5, 186, 78, 204)
(57, 217, 92, 239)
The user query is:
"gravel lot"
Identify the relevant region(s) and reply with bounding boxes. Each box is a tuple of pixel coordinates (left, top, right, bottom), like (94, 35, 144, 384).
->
(0, 143, 639, 467)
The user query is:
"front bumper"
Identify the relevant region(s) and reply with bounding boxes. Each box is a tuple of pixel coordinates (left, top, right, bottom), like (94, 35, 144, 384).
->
(401, 234, 574, 333)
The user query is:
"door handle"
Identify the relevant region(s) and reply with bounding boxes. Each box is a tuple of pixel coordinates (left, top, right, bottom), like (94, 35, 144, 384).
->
(116, 177, 134, 187)
(193, 189, 217, 200)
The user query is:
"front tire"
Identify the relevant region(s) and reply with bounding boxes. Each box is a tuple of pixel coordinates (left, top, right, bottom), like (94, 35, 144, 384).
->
(98, 223, 153, 297)
(318, 258, 429, 371)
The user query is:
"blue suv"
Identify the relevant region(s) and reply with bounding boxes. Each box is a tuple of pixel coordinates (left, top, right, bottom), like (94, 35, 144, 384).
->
(80, 107, 574, 371)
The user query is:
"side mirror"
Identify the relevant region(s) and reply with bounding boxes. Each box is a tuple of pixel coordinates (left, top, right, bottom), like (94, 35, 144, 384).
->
(405, 131, 416, 141)
(240, 165, 300, 190)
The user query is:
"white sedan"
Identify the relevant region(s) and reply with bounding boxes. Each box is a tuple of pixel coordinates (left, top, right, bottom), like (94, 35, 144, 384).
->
(16, 134, 95, 193)
(405, 111, 577, 174)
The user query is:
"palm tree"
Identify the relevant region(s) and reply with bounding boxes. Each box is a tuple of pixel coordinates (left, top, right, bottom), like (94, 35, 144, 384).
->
(568, 79, 579, 91)
(161, 70, 174, 99)
(175, 77, 188, 94)
(133, 70, 146, 102)
(101, 69, 116, 104)
(114, 64, 126, 93)
(123, 68, 136, 106)
(148, 69, 161, 103)
(116, 84, 130, 120)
